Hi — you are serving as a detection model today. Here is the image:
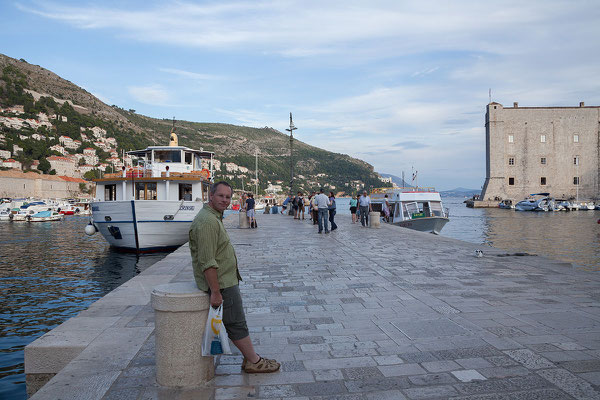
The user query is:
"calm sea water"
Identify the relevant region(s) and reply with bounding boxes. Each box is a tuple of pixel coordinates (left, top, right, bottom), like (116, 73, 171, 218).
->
(333, 196, 599, 269)
(1, 198, 599, 399)
(0, 216, 169, 400)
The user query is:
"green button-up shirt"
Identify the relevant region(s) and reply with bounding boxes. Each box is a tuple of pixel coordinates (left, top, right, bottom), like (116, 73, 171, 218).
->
(189, 205, 242, 292)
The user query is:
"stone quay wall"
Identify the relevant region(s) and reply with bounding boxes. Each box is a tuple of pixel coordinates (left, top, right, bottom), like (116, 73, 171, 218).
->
(0, 171, 92, 199)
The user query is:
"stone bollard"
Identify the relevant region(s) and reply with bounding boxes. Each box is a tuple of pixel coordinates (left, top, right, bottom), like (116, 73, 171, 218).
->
(369, 212, 381, 228)
(151, 282, 214, 387)
(238, 211, 249, 228)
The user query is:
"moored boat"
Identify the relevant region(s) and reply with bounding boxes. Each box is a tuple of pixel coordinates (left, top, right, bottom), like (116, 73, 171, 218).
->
(87, 129, 215, 252)
(515, 193, 554, 211)
(371, 187, 449, 234)
(27, 210, 64, 222)
(498, 199, 515, 209)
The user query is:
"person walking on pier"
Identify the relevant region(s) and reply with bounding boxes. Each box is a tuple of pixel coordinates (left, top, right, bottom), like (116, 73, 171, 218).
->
(382, 194, 390, 223)
(359, 190, 372, 227)
(246, 193, 256, 228)
(349, 195, 358, 223)
(309, 191, 318, 225)
(315, 188, 331, 233)
(281, 194, 291, 216)
(189, 181, 280, 373)
(328, 191, 338, 231)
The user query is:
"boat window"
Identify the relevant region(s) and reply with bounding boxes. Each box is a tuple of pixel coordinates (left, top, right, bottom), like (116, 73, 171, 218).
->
(179, 183, 193, 201)
(104, 184, 116, 201)
(430, 202, 442, 217)
(135, 182, 158, 200)
(154, 150, 181, 163)
(185, 152, 192, 165)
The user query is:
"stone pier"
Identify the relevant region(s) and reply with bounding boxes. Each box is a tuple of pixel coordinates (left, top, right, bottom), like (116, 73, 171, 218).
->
(26, 213, 600, 399)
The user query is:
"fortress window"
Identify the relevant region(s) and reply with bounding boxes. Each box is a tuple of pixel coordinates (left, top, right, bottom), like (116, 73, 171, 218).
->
(508, 157, 515, 166)
(573, 177, 580, 185)
(508, 177, 515, 185)
(508, 135, 514, 143)
(573, 134, 579, 143)
(540, 135, 546, 143)
(540, 177, 547, 185)
(574, 156, 579, 165)
(541, 157, 546, 165)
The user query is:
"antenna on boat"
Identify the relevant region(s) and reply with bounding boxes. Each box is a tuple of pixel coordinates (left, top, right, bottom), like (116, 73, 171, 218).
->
(255, 149, 259, 196)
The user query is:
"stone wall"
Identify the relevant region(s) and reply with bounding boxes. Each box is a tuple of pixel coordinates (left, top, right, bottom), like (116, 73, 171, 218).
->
(481, 102, 599, 201)
(0, 171, 93, 198)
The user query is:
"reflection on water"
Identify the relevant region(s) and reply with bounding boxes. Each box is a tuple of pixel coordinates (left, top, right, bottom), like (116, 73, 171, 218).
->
(440, 196, 600, 270)
(335, 196, 599, 269)
(0, 216, 169, 400)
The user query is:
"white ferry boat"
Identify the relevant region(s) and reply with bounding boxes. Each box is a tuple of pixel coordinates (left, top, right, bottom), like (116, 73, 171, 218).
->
(87, 131, 214, 252)
(370, 187, 449, 234)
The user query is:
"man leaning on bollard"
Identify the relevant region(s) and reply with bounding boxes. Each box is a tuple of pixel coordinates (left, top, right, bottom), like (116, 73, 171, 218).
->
(359, 190, 372, 227)
(189, 181, 280, 373)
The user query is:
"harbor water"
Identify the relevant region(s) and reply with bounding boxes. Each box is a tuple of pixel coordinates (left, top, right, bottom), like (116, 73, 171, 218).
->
(1, 198, 599, 399)
(0, 216, 169, 400)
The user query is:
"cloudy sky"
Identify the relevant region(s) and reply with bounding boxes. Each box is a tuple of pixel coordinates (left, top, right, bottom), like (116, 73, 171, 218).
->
(2, 1, 599, 190)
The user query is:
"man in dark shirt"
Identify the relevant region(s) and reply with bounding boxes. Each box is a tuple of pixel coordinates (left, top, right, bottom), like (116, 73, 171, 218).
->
(246, 193, 256, 228)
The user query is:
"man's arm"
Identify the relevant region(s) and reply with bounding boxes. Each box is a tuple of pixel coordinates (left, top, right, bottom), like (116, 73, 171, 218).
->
(204, 267, 223, 307)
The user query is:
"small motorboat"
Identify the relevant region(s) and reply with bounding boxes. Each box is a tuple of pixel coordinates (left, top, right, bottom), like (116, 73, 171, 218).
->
(498, 200, 515, 209)
(27, 210, 65, 222)
(515, 193, 553, 211)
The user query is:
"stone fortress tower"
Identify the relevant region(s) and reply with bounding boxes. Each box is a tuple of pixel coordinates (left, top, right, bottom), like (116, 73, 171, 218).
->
(480, 102, 599, 202)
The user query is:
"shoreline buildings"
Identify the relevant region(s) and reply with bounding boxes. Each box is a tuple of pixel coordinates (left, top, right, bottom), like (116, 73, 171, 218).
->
(480, 102, 599, 202)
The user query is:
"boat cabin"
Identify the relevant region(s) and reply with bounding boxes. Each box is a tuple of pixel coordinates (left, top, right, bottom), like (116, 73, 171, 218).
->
(93, 145, 215, 202)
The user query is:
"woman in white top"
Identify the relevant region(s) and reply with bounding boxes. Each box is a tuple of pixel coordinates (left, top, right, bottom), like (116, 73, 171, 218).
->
(382, 194, 390, 223)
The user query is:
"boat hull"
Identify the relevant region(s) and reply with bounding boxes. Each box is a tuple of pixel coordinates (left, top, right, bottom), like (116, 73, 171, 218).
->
(393, 217, 449, 234)
(91, 200, 204, 251)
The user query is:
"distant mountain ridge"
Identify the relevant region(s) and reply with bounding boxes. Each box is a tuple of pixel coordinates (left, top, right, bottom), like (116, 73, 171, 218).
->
(0, 53, 389, 194)
(440, 187, 480, 196)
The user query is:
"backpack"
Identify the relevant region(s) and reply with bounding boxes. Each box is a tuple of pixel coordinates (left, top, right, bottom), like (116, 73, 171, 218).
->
(298, 197, 303, 207)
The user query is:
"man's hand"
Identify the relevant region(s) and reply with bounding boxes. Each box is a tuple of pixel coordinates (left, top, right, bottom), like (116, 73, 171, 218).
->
(210, 290, 223, 308)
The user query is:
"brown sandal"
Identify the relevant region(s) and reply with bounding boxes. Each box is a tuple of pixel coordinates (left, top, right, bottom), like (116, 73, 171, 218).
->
(242, 356, 280, 373)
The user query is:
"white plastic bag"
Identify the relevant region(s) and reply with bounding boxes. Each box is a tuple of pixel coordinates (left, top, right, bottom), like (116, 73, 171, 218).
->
(202, 305, 232, 356)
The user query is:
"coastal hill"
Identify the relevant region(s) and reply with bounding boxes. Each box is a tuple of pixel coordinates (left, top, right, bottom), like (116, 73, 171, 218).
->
(0, 54, 388, 195)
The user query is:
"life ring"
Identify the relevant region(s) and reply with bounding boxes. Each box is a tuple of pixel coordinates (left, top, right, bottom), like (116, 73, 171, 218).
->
(199, 169, 210, 180)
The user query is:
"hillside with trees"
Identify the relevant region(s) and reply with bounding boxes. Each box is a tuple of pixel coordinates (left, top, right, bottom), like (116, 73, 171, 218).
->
(0, 54, 389, 195)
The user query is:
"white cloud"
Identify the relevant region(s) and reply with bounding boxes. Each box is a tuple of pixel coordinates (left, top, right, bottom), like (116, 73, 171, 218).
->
(127, 84, 170, 105)
(158, 68, 222, 81)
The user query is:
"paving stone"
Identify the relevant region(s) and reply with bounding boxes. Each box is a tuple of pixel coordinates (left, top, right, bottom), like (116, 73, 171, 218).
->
(456, 358, 494, 369)
(486, 356, 520, 367)
(448, 388, 574, 400)
(374, 355, 404, 365)
(403, 385, 458, 399)
(258, 384, 298, 398)
(342, 366, 384, 380)
(422, 360, 461, 372)
(378, 363, 426, 377)
(344, 376, 411, 392)
(365, 389, 407, 400)
(314, 369, 344, 381)
(296, 380, 348, 396)
(557, 359, 600, 373)
(408, 372, 457, 385)
(503, 349, 555, 369)
(215, 386, 256, 399)
(479, 366, 531, 379)
(399, 352, 439, 363)
(282, 360, 306, 372)
(451, 370, 487, 382)
(537, 368, 600, 400)
(579, 371, 600, 385)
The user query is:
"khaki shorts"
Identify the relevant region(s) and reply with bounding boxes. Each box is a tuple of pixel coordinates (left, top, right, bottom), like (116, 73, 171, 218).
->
(208, 285, 249, 341)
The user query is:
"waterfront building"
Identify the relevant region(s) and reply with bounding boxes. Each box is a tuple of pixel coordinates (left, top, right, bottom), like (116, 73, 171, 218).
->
(47, 155, 77, 177)
(480, 102, 599, 202)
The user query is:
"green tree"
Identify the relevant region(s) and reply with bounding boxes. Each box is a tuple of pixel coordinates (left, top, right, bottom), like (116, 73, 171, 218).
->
(38, 157, 51, 174)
